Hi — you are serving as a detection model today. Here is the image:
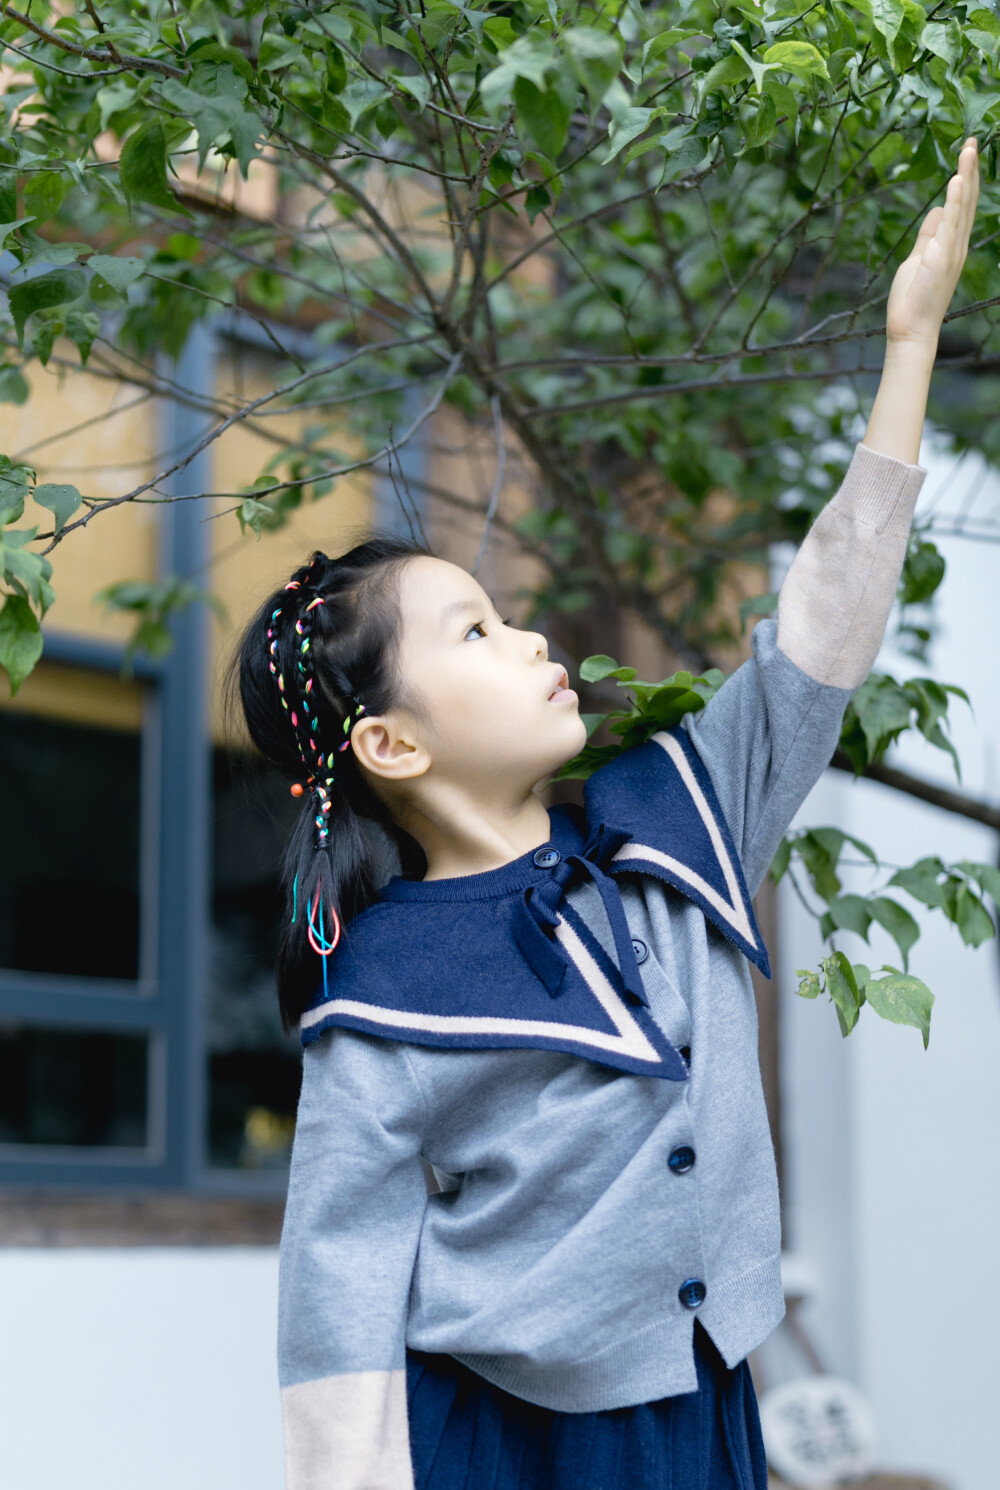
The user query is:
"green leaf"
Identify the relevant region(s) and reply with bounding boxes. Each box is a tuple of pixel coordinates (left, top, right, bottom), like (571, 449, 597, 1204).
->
(1, 530, 54, 610)
(890, 856, 948, 908)
(828, 893, 873, 939)
(257, 32, 307, 71)
(954, 885, 994, 947)
(770, 837, 792, 884)
(795, 969, 822, 999)
(513, 77, 571, 159)
(824, 950, 862, 1038)
(88, 254, 145, 297)
(160, 75, 263, 176)
(397, 75, 430, 112)
(95, 79, 139, 131)
(236, 496, 273, 536)
(899, 536, 945, 604)
(796, 830, 842, 901)
(761, 41, 830, 84)
(120, 120, 190, 215)
(562, 26, 621, 100)
(0, 366, 29, 405)
(865, 970, 934, 1048)
(66, 308, 100, 367)
(22, 173, 67, 225)
(325, 44, 348, 95)
(601, 107, 659, 165)
(186, 39, 256, 84)
(967, 862, 1000, 908)
(745, 91, 777, 149)
(580, 653, 630, 683)
(524, 186, 551, 224)
(921, 20, 961, 69)
(0, 217, 35, 252)
(7, 267, 86, 348)
(697, 53, 751, 100)
(868, 896, 920, 970)
(850, 673, 913, 760)
(728, 39, 781, 97)
(481, 36, 557, 113)
(337, 78, 392, 131)
(0, 461, 31, 526)
(842, 831, 878, 863)
(33, 483, 81, 535)
(0, 592, 43, 696)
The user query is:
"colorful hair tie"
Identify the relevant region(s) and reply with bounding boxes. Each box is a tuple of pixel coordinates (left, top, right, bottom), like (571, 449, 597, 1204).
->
(268, 569, 370, 959)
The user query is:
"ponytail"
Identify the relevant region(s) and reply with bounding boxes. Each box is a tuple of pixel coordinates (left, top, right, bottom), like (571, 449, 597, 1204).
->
(231, 536, 431, 1030)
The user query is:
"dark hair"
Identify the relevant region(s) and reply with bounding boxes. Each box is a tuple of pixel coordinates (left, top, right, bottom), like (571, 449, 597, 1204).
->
(231, 536, 432, 1029)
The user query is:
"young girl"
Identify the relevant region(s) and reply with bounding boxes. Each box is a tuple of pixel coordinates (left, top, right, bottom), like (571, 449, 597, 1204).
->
(234, 139, 979, 1490)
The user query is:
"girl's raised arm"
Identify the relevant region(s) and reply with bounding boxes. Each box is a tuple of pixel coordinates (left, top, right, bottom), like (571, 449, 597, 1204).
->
(683, 139, 980, 895)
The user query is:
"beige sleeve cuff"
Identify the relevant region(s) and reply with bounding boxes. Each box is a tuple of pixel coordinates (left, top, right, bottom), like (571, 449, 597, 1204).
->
(282, 1370, 414, 1490)
(775, 441, 928, 690)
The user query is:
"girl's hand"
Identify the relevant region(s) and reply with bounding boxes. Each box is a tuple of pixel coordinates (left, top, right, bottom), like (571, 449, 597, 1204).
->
(884, 137, 980, 353)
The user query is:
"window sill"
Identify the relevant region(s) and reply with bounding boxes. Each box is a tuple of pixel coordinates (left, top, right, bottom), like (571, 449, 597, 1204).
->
(0, 1190, 285, 1246)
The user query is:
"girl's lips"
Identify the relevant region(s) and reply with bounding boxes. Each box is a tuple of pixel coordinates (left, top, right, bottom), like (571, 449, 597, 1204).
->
(547, 665, 574, 702)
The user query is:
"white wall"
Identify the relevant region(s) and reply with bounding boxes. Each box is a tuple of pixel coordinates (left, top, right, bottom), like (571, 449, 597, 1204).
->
(779, 433, 1000, 1490)
(0, 1247, 284, 1490)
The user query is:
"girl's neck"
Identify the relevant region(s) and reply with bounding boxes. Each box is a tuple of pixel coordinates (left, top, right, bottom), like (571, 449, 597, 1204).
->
(402, 783, 554, 882)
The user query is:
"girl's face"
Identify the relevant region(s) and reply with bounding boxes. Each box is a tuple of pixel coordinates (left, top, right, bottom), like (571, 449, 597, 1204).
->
(376, 555, 587, 796)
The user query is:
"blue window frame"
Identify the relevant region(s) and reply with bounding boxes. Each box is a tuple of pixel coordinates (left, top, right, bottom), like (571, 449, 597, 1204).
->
(0, 317, 428, 1192)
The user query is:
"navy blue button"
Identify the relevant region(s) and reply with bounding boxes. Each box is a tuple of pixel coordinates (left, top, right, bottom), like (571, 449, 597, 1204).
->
(533, 846, 561, 868)
(678, 1278, 706, 1310)
(631, 937, 648, 964)
(668, 1146, 695, 1174)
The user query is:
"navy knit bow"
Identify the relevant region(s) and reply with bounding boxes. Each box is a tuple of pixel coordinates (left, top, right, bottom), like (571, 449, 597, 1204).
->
(513, 822, 650, 1005)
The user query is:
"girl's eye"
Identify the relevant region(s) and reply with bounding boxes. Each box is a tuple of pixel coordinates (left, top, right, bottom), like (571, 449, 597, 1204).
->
(465, 617, 514, 639)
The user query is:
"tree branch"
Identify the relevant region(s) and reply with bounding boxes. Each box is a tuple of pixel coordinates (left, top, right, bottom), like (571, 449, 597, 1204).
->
(829, 749, 1000, 834)
(1, 4, 185, 77)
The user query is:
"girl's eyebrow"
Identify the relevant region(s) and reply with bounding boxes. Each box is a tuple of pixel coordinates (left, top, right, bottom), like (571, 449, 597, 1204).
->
(439, 595, 498, 627)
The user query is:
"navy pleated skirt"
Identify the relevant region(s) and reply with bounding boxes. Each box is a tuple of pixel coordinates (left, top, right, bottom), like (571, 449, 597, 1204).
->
(405, 1320, 768, 1490)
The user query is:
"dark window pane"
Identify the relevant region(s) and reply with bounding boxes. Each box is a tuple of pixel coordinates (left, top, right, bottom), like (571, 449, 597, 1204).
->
(208, 750, 301, 1169)
(0, 707, 142, 980)
(0, 1027, 147, 1146)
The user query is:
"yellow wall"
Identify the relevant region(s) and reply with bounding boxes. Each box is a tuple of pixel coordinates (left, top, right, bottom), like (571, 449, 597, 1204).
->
(0, 660, 146, 730)
(3, 354, 160, 646)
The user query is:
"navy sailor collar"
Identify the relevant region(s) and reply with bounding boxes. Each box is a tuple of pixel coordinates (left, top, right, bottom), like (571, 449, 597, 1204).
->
(299, 726, 770, 1080)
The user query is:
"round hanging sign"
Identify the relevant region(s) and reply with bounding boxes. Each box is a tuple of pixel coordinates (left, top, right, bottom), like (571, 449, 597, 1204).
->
(759, 1374, 877, 1489)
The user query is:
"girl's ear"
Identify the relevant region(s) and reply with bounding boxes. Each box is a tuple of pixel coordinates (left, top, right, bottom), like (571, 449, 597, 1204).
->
(351, 713, 430, 783)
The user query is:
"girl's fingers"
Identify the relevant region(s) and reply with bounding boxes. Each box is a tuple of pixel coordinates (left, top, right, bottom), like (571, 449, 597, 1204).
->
(939, 142, 978, 262)
(958, 138, 979, 241)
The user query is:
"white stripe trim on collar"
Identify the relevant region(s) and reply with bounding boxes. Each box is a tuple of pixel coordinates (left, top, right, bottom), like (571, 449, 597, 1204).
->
(610, 730, 759, 950)
(299, 914, 663, 1068)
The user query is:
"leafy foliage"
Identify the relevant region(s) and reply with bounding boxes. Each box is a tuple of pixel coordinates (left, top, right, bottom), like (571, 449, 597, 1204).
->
(839, 671, 970, 776)
(795, 951, 935, 1048)
(0, 0, 997, 1045)
(552, 652, 725, 781)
